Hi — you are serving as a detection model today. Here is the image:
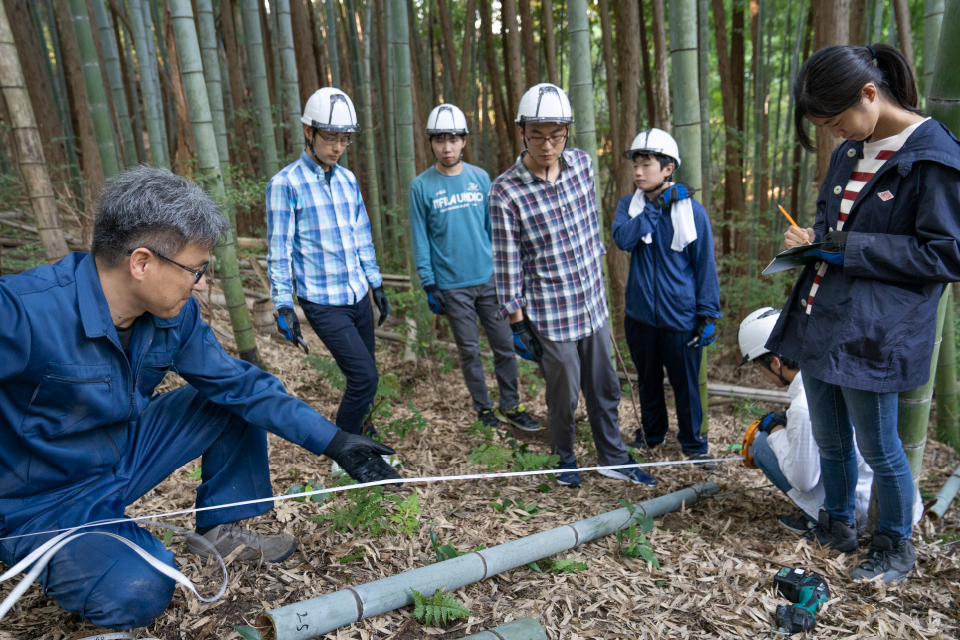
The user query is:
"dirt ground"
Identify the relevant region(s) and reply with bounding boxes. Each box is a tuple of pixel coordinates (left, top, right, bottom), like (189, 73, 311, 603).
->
(2, 307, 959, 640)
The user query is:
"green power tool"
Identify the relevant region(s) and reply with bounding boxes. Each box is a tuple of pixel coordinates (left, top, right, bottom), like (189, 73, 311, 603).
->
(773, 567, 829, 634)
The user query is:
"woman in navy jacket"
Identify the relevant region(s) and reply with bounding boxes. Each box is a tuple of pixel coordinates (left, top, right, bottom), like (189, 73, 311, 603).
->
(767, 43, 960, 584)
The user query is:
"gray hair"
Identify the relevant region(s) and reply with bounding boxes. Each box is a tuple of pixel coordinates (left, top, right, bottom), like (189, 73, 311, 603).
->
(91, 166, 231, 268)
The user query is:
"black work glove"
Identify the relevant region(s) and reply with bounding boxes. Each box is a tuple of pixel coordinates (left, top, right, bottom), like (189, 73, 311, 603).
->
(324, 430, 402, 484)
(275, 307, 308, 353)
(760, 411, 788, 433)
(510, 318, 543, 362)
(425, 284, 446, 315)
(372, 286, 390, 326)
(806, 230, 848, 266)
(685, 315, 717, 348)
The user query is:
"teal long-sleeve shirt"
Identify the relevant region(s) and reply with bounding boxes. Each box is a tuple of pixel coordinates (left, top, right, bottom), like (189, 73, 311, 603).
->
(409, 163, 494, 290)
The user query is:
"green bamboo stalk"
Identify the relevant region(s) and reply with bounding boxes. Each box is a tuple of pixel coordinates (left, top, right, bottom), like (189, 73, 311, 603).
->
(118, 16, 146, 164)
(242, 0, 280, 177)
(196, 0, 230, 168)
(566, 0, 600, 198)
(924, 0, 945, 98)
(91, 0, 137, 167)
(276, 0, 302, 156)
(0, 0, 70, 260)
(697, 0, 711, 215)
(935, 286, 959, 448)
(129, 0, 166, 166)
(361, 3, 384, 256)
(141, 0, 170, 164)
(746, 0, 763, 278)
(382, 3, 398, 211)
(928, 0, 960, 134)
(68, 0, 121, 177)
(326, 0, 341, 87)
(169, 0, 261, 366)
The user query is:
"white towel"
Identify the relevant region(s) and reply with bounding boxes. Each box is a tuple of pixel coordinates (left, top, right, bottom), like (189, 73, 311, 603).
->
(628, 184, 698, 252)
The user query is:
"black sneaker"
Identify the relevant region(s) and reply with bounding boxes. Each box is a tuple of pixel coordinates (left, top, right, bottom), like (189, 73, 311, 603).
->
(496, 405, 542, 432)
(802, 510, 858, 553)
(778, 512, 816, 535)
(478, 408, 499, 429)
(687, 452, 718, 471)
(629, 435, 660, 450)
(849, 534, 916, 584)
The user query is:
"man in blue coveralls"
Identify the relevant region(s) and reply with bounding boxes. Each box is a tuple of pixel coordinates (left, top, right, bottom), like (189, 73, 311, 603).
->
(0, 167, 400, 629)
(612, 129, 721, 466)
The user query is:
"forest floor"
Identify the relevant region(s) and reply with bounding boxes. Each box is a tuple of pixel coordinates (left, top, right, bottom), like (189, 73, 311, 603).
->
(2, 303, 960, 640)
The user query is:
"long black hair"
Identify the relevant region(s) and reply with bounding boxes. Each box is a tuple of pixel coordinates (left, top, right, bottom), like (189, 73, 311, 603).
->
(793, 43, 920, 151)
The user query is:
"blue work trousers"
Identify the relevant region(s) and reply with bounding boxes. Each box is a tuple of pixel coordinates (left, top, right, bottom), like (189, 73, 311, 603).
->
(803, 372, 914, 541)
(750, 431, 795, 495)
(0, 385, 273, 629)
(299, 296, 378, 435)
(624, 316, 708, 454)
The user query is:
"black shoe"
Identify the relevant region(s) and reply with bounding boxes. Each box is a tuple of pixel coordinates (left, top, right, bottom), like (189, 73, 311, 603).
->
(554, 462, 582, 487)
(629, 436, 659, 450)
(849, 534, 915, 584)
(478, 408, 499, 430)
(496, 405, 542, 432)
(802, 510, 858, 553)
(687, 452, 718, 471)
(778, 512, 816, 535)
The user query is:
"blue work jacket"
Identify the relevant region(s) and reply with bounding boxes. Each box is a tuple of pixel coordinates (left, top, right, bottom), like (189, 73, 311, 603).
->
(611, 194, 722, 332)
(0, 253, 337, 533)
(767, 119, 960, 393)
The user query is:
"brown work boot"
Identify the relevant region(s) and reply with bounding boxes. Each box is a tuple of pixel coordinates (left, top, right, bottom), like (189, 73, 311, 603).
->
(186, 523, 297, 563)
(802, 510, 858, 553)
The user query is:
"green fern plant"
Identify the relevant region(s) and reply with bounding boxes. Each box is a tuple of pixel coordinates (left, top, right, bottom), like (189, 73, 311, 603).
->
(550, 558, 589, 574)
(410, 587, 471, 626)
(304, 355, 347, 391)
(469, 443, 514, 470)
(387, 493, 422, 535)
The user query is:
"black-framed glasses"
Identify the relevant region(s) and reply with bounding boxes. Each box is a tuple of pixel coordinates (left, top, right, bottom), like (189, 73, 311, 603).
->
(525, 132, 568, 148)
(317, 132, 353, 147)
(126, 248, 209, 285)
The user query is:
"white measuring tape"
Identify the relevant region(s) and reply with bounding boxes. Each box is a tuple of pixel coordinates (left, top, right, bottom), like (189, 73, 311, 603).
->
(0, 457, 741, 623)
(74, 635, 160, 640)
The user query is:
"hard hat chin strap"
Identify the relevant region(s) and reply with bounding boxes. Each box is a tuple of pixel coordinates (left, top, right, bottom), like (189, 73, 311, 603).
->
(761, 359, 791, 387)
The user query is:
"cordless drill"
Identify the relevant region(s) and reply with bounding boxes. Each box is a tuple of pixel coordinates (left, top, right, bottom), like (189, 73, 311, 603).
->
(773, 568, 829, 634)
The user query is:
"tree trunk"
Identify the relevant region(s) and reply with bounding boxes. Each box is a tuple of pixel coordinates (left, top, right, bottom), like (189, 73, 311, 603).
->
(0, 0, 70, 260)
(242, 0, 279, 177)
(169, 0, 261, 366)
(457, 0, 478, 123)
(747, 0, 764, 275)
(307, 0, 327, 86)
(542, 0, 559, 86)
(790, 10, 813, 222)
(257, 0, 277, 113)
(518, 0, 538, 86)
(290, 0, 319, 107)
(697, 0, 710, 215)
(195, 0, 229, 168)
(479, 0, 516, 166)
(924, 0, 945, 98)
(361, 2, 383, 257)
(219, 0, 253, 172)
(651, 0, 670, 131)
(435, 0, 462, 103)
(276, 0, 301, 155)
(813, 0, 850, 185)
(326, 0, 341, 87)
(142, 0, 171, 164)
(892, 0, 914, 72)
(598, 0, 619, 160)
(638, 0, 656, 129)
(163, 5, 197, 173)
(67, 0, 121, 178)
(849, 0, 866, 45)
(116, 10, 146, 164)
(130, 0, 167, 166)
(501, 0, 523, 123)
(377, 0, 398, 210)
(91, 0, 137, 167)
(711, 0, 744, 256)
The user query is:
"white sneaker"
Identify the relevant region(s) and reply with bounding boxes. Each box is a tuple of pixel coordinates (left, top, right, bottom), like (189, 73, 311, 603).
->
(331, 454, 401, 476)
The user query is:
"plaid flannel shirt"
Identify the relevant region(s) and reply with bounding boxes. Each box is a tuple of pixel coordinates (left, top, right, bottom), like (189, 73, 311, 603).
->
(266, 152, 382, 309)
(489, 149, 609, 342)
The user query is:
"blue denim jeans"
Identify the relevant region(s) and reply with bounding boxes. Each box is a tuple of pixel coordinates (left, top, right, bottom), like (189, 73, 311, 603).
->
(803, 372, 914, 541)
(750, 431, 794, 495)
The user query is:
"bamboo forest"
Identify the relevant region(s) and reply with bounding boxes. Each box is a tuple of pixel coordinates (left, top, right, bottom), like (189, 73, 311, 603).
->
(2, 0, 960, 637)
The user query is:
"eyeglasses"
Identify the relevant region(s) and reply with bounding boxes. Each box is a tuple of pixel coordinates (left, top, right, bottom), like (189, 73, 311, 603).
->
(317, 132, 353, 147)
(126, 248, 210, 285)
(526, 132, 568, 148)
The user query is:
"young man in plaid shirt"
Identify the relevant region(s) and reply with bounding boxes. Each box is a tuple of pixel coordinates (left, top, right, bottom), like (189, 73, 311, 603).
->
(489, 83, 657, 488)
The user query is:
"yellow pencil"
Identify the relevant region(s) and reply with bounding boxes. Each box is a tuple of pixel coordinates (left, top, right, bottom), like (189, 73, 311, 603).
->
(778, 205, 810, 244)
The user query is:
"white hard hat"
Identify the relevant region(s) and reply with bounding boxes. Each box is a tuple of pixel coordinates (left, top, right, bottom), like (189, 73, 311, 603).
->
(624, 128, 681, 167)
(301, 87, 359, 132)
(516, 83, 574, 124)
(426, 104, 469, 135)
(738, 307, 781, 365)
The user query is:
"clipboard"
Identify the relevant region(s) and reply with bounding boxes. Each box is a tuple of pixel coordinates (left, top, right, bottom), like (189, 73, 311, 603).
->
(762, 242, 824, 275)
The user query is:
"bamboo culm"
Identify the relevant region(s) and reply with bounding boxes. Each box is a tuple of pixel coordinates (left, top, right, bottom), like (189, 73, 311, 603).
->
(276, 0, 302, 155)
(196, 0, 230, 169)
(129, 0, 166, 166)
(90, 0, 137, 168)
(242, 0, 280, 177)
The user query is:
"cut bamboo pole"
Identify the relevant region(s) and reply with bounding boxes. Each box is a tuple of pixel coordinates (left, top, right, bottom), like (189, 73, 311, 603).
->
(924, 463, 960, 522)
(0, 0, 69, 260)
(261, 482, 719, 639)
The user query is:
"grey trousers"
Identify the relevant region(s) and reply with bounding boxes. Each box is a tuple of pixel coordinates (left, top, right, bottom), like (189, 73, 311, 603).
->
(443, 278, 520, 412)
(533, 320, 631, 467)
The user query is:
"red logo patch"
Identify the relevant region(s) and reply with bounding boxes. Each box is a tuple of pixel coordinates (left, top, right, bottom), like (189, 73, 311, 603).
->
(878, 190, 894, 202)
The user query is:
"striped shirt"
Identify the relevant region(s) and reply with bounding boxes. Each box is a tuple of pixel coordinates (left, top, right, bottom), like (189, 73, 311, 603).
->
(806, 119, 928, 315)
(267, 151, 383, 309)
(489, 149, 609, 343)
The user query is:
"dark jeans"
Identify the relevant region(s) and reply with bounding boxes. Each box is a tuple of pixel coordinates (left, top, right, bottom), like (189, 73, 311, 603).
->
(624, 316, 708, 454)
(299, 296, 378, 435)
(0, 386, 273, 629)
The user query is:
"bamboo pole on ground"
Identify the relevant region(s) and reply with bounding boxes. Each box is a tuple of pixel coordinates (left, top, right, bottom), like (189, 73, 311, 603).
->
(129, 0, 166, 166)
(196, 0, 229, 169)
(169, 0, 262, 366)
(0, 0, 70, 261)
(91, 0, 137, 168)
(276, 0, 302, 155)
(361, 4, 384, 257)
(242, 0, 280, 178)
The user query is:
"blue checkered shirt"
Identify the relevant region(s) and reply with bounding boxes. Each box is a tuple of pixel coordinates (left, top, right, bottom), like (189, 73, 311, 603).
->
(489, 149, 609, 342)
(267, 152, 383, 309)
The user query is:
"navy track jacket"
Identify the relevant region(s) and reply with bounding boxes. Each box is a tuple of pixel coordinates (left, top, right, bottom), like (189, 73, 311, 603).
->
(767, 119, 960, 393)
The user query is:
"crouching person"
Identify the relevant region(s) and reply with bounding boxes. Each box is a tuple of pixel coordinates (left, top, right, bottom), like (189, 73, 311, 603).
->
(738, 308, 921, 535)
(0, 167, 400, 630)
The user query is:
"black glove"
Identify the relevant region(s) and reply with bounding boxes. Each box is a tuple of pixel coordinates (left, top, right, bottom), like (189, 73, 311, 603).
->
(276, 307, 308, 353)
(510, 318, 543, 362)
(760, 411, 788, 433)
(324, 431, 402, 484)
(425, 284, 446, 315)
(685, 315, 717, 348)
(806, 230, 848, 266)
(372, 286, 390, 326)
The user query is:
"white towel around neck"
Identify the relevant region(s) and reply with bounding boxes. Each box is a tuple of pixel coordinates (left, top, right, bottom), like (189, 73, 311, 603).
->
(627, 183, 697, 252)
